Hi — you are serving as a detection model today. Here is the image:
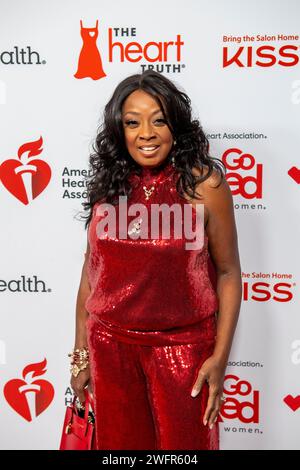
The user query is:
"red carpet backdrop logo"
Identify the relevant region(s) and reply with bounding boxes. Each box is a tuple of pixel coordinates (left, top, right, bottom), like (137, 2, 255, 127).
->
(283, 394, 300, 411)
(74, 20, 107, 80)
(242, 271, 295, 303)
(222, 34, 299, 68)
(222, 148, 263, 199)
(74, 19, 185, 80)
(3, 358, 54, 422)
(0, 136, 51, 205)
(219, 374, 260, 424)
(288, 166, 300, 184)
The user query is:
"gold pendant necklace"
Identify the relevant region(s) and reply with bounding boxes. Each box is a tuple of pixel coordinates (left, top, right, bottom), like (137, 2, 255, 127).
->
(142, 184, 155, 201)
(140, 161, 175, 201)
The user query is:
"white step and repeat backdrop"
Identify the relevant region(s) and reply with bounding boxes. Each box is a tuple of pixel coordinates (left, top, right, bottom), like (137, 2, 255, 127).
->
(0, 0, 299, 450)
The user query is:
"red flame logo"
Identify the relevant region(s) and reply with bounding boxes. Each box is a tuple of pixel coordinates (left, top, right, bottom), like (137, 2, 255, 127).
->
(3, 358, 55, 422)
(0, 136, 51, 204)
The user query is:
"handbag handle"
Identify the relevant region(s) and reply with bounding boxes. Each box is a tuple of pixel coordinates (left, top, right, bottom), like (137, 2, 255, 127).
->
(83, 388, 94, 436)
(70, 388, 94, 421)
(84, 388, 95, 412)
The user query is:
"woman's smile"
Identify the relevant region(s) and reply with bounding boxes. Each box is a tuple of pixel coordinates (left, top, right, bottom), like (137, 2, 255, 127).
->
(138, 144, 160, 157)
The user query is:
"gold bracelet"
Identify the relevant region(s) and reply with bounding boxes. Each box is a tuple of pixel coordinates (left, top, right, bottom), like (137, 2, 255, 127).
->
(68, 347, 89, 362)
(70, 361, 89, 378)
(68, 347, 90, 377)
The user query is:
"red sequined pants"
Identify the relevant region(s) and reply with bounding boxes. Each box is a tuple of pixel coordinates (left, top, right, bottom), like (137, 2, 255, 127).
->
(86, 319, 219, 450)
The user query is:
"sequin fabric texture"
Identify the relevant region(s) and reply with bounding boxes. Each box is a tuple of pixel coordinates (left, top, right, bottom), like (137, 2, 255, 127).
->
(85, 160, 220, 450)
(85, 160, 219, 347)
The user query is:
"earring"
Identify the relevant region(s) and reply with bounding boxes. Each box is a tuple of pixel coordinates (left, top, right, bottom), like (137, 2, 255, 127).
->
(171, 140, 177, 167)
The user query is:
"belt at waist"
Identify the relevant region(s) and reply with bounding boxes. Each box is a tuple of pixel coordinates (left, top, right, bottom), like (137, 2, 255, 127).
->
(86, 313, 217, 347)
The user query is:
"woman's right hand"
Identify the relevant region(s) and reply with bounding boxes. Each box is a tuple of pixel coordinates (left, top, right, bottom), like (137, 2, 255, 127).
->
(70, 366, 91, 403)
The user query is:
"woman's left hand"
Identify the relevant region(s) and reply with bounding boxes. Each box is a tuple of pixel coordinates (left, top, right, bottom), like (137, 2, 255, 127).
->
(191, 354, 226, 429)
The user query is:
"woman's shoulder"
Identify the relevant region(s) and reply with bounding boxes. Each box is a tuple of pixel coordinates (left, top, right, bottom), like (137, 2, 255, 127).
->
(192, 164, 224, 188)
(191, 164, 231, 206)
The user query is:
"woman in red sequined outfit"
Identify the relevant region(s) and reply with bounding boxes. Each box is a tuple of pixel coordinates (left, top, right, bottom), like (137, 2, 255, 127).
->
(71, 71, 242, 450)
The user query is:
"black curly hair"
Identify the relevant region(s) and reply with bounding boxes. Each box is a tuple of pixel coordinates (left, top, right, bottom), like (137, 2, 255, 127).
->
(81, 70, 226, 229)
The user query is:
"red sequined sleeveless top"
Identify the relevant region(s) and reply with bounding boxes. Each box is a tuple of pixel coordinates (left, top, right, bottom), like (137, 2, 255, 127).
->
(85, 160, 219, 346)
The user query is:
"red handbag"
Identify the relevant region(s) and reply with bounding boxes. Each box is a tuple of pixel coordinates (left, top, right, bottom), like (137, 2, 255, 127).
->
(59, 389, 96, 450)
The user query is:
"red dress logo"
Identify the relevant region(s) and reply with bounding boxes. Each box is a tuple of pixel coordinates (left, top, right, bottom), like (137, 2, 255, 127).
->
(74, 20, 107, 80)
(0, 136, 51, 204)
(3, 358, 55, 422)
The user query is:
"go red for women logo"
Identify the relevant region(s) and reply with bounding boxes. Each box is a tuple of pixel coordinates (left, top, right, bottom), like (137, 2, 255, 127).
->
(3, 359, 54, 421)
(74, 19, 185, 81)
(222, 148, 263, 199)
(0, 136, 51, 204)
(219, 374, 260, 424)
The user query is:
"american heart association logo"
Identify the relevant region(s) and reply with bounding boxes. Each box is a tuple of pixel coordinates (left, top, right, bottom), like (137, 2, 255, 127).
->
(0, 136, 51, 204)
(3, 358, 55, 421)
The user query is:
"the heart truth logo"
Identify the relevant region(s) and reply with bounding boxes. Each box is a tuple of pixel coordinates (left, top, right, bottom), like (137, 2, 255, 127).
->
(0, 136, 51, 204)
(74, 20, 107, 80)
(74, 20, 185, 81)
(3, 358, 55, 422)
